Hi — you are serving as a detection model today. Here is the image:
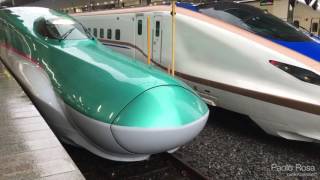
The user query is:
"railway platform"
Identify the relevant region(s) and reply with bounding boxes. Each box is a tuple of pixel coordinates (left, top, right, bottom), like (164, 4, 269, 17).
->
(0, 62, 84, 180)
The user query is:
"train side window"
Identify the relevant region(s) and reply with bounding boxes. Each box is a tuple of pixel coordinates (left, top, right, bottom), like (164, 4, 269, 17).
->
(138, 20, 142, 35)
(100, 28, 104, 38)
(107, 29, 112, 39)
(155, 21, 160, 37)
(93, 28, 97, 37)
(312, 23, 318, 32)
(115, 29, 120, 40)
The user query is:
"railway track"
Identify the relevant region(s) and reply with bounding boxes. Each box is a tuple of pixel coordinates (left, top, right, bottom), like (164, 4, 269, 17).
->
(163, 153, 209, 180)
(64, 144, 208, 180)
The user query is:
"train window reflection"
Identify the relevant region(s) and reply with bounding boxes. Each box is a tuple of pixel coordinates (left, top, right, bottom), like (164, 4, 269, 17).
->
(312, 23, 318, 32)
(293, 20, 300, 28)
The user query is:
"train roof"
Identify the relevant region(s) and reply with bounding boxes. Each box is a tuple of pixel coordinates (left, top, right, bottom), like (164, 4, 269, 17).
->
(72, 5, 172, 17)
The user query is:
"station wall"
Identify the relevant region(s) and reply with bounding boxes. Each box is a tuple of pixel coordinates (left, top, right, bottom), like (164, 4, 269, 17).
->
(248, 0, 289, 21)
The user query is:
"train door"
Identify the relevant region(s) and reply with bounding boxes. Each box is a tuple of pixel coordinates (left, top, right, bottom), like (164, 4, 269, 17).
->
(135, 15, 146, 62)
(152, 16, 163, 64)
(310, 18, 320, 36)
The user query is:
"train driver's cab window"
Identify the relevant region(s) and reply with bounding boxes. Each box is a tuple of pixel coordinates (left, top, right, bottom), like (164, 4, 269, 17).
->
(88, 28, 91, 33)
(100, 28, 104, 38)
(138, 20, 142, 35)
(93, 28, 97, 37)
(199, 5, 312, 42)
(155, 21, 160, 37)
(107, 29, 112, 39)
(115, 29, 120, 40)
(35, 17, 91, 40)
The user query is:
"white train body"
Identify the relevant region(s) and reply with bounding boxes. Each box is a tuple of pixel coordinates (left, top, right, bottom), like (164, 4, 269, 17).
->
(74, 3, 320, 142)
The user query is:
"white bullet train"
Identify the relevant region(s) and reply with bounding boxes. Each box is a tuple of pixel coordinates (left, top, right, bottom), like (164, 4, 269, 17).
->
(74, 2, 320, 142)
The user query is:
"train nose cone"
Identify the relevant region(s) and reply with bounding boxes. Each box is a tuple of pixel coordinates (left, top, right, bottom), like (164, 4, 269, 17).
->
(110, 85, 209, 154)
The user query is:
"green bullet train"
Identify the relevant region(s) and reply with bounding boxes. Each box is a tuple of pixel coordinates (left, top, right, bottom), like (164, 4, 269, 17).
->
(0, 7, 209, 161)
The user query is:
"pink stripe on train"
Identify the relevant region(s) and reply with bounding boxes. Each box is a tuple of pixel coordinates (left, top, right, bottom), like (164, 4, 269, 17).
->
(0, 43, 43, 69)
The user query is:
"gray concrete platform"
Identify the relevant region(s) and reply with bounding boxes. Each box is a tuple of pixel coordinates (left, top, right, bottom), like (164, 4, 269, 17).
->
(0, 62, 84, 180)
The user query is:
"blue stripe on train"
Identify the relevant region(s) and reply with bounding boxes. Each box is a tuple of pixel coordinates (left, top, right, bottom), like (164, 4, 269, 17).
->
(176, 2, 199, 12)
(271, 39, 320, 63)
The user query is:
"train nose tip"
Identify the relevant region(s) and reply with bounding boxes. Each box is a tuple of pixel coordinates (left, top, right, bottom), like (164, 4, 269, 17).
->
(110, 85, 209, 154)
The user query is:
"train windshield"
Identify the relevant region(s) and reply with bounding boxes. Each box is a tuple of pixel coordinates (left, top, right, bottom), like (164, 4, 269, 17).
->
(199, 4, 312, 42)
(37, 17, 91, 40)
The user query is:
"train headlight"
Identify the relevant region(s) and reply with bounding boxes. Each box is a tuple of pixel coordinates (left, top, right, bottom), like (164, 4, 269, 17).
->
(269, 60, 320, 86)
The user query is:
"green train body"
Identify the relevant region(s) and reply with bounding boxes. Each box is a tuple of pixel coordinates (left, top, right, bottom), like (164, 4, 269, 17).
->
(0, 7, 209, 161)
